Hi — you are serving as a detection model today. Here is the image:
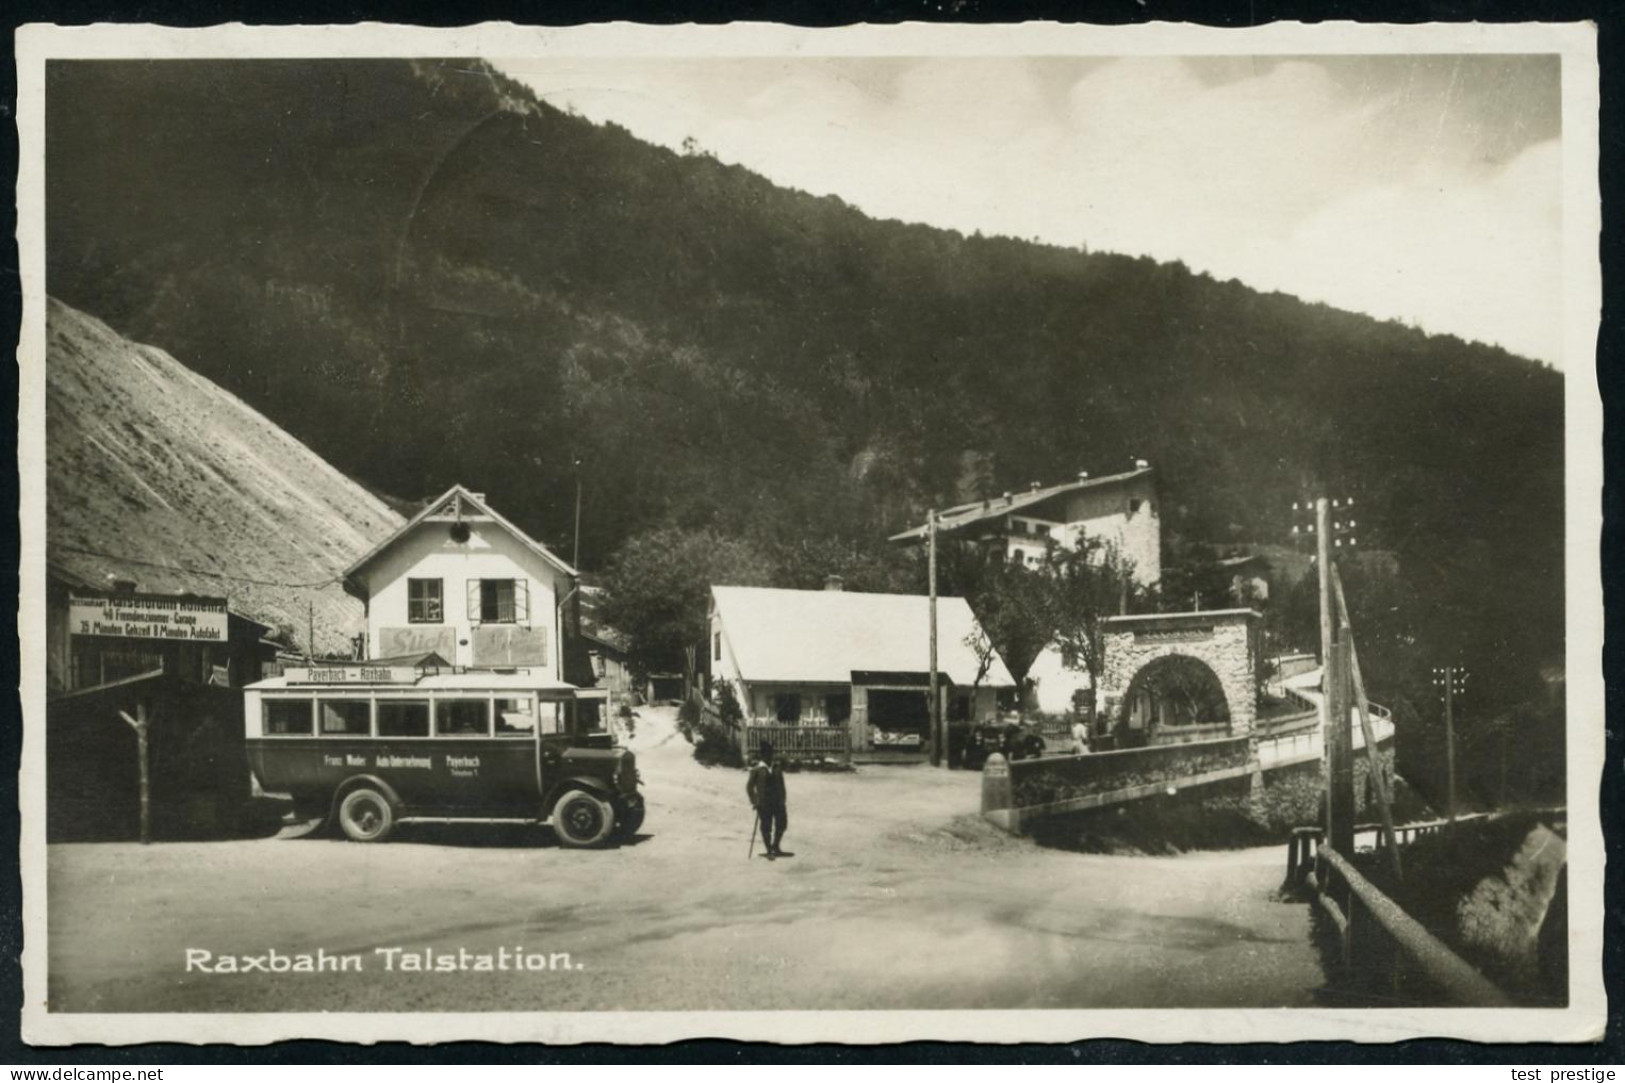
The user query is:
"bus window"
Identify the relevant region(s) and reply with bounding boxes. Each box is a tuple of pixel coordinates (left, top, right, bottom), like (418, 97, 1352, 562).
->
(538, 701, 565, 736)
(265, 698, 313, 735)
(319, 699, 370, 736)
(435, 698, 490, 737)
(377, 700, 429, 738)
(495, 697, 535, 737)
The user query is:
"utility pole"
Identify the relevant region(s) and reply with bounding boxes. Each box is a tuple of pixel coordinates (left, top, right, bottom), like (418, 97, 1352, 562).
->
(1318, 498, 1353, 856)
(1316, 498, 1334, 671)
(307, 598, 315, 662)
(573, 456, 583, 570)
(1433, 665, 1467, 822)
(1445, 667, 1456, 823)
(928, 509, 941, 768)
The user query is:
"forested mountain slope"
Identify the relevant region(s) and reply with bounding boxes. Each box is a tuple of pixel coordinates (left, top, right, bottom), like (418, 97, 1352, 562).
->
(45, 58, 1564, 698)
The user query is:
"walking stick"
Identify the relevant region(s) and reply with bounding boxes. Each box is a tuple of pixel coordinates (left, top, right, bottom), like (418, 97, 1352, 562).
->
(747, 809, 759, 859)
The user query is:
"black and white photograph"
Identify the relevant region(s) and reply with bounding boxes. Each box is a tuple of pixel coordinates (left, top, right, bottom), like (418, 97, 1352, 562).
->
(14, 21, 1605, 1045)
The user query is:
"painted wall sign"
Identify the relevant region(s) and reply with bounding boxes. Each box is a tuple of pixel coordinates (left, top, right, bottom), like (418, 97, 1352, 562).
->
(68, 592, 228, 642)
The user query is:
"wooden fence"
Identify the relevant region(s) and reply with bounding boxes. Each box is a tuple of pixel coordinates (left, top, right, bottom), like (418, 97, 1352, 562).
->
(741, 723, 851, 764)
(1285, 824, 1512, 1006)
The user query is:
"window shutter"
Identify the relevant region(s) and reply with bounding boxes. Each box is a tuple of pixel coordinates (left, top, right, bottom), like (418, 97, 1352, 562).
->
(515, 579, 530, 624)
(467, 580, 481, 624)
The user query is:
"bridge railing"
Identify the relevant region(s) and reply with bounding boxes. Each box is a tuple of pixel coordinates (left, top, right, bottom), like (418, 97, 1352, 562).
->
(983, 735, 1252, 832)
(1285, 824, 1511, 1006)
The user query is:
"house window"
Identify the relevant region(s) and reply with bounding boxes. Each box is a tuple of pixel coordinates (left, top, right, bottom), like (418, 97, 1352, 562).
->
(774, 693, 802, 723)
(713, 631, 722, 662)
(408, 578, 443, 623)
(1130, 498, 1144, 514)
(1035, 523, 1051, 537)
(467, 579, 528, 624)
(826, 693, 852, 726)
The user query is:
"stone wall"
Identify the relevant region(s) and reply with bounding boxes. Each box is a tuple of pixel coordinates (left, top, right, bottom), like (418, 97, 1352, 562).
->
(983, 735, 1398, 840)
(1100, 610, 1258, 736)
(982, 736, 1252, 830)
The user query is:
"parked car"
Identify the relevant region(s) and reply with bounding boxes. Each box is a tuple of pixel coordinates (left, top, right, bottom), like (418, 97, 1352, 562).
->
(959, 721, 1046, 770)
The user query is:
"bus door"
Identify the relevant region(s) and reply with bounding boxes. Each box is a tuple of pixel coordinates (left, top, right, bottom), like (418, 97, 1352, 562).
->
(486, 694, 548, 813)
(534, 698, 574, 795)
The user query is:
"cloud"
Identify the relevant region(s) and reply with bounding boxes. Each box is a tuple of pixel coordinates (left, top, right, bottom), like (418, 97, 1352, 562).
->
(499, 55, 1564, 367)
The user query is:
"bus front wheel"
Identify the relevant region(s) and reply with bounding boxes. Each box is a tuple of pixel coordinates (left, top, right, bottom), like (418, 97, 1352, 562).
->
(552, 790, 614, 848)
(338, 787, 396, 843)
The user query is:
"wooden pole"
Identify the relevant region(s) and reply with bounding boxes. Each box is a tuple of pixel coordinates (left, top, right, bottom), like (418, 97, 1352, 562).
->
(928, 510, 941, 768)
(1327, 640, 1355, 857)
(120, 703, 152, 845)
(307, 598, 315, 662)
(1445, 666, 1457, 823)
(1316, 498, 1334, 667)
(1331, 565, 1403, 881)
(1316, 498, 1338, 847)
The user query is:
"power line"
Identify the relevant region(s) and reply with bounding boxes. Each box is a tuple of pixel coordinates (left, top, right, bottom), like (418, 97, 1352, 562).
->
(51, 543, 346, 591)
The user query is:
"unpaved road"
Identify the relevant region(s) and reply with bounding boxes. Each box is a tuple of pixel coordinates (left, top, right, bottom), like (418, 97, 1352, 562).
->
(47, 707, 1323, 1012)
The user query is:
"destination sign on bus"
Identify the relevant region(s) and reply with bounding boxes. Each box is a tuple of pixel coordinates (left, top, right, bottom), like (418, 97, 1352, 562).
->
(283, 665, 423, 685)
(68, 592, 229, 642)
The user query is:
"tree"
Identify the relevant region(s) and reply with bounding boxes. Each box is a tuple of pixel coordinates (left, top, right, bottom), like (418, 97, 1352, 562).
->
(1045, 537, 1141, 731)
(599, 526, 775, 692)
(962, 558, 1055, 684)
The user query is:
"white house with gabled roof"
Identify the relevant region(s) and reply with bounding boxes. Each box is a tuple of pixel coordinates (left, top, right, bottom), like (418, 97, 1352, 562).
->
(709, 581, 1014, 760)
(342, 485, 576, 676)
(889, 464, 1161, 587)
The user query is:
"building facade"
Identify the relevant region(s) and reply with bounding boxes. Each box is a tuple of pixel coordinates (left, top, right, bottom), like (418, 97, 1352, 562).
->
(709, 581, 1015, 760)
(890, 465, 1162, 588)
(342, 486, 576, 677)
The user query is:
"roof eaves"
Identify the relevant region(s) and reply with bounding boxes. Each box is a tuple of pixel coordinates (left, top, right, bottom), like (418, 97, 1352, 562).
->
(342, 484, 577, 588)
(889, 467, 1154, 542)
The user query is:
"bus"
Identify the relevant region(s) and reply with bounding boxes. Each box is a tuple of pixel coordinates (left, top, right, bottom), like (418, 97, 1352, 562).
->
(243, 659, 643, 847)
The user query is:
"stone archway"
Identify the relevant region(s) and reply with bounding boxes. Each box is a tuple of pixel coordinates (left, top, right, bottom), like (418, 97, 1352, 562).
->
(1117, 653, 1231, 745)
(1100, 610, 1259, 741)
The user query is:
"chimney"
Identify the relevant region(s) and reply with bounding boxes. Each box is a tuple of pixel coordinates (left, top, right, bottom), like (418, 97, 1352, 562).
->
(1077, 470, 1090, 481)
(1003, 491, 1013, 503)
(110, 577, 138, 594)
(1029, 481, 1042, 491)
(824, 574, 845, 592)
(1134, 459, 1149, 470)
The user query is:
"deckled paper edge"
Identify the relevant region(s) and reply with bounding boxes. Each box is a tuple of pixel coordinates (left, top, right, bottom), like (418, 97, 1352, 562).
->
(13, 18, 1606, 1047)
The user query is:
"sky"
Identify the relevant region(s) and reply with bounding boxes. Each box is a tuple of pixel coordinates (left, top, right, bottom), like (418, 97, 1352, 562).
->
(497, 54, 1564, 368)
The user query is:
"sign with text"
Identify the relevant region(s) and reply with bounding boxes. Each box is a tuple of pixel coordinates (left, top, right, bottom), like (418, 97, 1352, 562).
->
(68, 593, 229, 642)
(284, 665, 422, 685)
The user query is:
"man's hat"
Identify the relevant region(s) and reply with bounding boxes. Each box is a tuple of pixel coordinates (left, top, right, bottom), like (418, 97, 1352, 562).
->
(759, 740, 775, 756)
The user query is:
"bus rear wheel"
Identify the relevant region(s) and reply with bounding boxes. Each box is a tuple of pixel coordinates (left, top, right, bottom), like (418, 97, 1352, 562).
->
(338, 787, 396, 843)
(552, 790, 614, 848)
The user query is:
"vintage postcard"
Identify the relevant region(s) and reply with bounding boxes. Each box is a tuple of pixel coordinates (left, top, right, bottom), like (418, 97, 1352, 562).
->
(14, 20, 1605, 1045)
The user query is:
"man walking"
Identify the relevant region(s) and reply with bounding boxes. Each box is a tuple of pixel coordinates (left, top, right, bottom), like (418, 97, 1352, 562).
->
(747, 739, 789, 858)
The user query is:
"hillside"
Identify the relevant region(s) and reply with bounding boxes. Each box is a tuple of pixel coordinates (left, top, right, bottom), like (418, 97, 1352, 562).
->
(42, 58, 1565, 706)
(45, 298, 404, 652)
